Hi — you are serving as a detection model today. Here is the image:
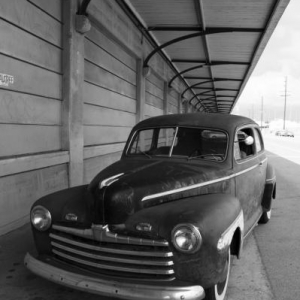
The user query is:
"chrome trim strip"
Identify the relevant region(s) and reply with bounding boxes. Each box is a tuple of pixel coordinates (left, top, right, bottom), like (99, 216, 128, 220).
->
(52, 250, 175, 275)
(52, 224, 169, 247)
(142, 176, 231, 202)
(94, 224, 169, 246)
(50, 233, 173, 257)
(51, 241, 174, 266)
(244, 208, 263, 239)
(142, 159, 267, 202)
(99, 173, 124, 189)
(233, 164, 257, 176)
(261, 157, 268, 164)
(25, 253, 204, 300)
(236, 153, 267, 165)
(52, 226, 94, 239)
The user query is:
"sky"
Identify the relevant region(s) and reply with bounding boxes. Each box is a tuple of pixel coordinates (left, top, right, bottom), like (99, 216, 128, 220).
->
(232, 0, 300, 124)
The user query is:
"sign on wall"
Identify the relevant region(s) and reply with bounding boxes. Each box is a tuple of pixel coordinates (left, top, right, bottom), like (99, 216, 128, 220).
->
(0, 73, 14, 87)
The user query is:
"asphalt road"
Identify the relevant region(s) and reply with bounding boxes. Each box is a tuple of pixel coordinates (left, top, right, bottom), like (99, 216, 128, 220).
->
(227, 133, 300, 300)
(253, 133, 300, 300)
(0, 133, 299, 300)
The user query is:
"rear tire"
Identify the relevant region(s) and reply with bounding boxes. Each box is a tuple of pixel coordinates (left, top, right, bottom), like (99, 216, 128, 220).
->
(259, 208, 271, 224)
(205, 248, 231, 300)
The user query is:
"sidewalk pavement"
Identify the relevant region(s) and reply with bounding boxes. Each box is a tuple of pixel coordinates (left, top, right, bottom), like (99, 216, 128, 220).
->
(0, 224, 113, 300)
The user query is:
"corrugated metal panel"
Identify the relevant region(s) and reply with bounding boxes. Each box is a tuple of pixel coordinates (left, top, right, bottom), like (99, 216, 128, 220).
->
(208, 33, 261, 62)
(128, 0, 198, 26)
(203, 0, 276, 28)
(122, 0, 290, 113)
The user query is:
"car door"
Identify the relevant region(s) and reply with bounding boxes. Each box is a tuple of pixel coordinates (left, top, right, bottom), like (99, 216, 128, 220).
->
(233, 125, 267, 235)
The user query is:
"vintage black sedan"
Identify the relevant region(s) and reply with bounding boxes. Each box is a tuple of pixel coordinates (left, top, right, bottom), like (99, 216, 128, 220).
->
(24, 113, 276, 300)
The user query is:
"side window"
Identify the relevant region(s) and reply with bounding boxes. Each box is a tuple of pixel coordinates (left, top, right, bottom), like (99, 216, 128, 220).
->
(129, 129, 154, 154)
(234, 128, 255, 161)
(158, 128, 176, 147)
(253, 128, 263, 152)
(128, 128, 176, 156)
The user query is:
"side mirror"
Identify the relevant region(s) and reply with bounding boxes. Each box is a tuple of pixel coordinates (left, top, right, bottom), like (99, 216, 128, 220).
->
(244, 136, 254, 146)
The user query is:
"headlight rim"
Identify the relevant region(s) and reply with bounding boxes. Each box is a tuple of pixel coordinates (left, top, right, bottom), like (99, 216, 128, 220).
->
(171, 223, 202, 254)
(31, 205, 52, 231)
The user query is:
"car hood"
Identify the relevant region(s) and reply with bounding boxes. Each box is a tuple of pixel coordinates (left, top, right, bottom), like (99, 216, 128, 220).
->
(88, 158, 231, 224)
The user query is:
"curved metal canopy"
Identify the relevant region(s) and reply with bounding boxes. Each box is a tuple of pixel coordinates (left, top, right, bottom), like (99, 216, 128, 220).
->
(117, 0, 290, 114)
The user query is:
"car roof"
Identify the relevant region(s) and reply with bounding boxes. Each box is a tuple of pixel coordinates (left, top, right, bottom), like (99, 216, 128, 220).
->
(134, 113, 257, 133)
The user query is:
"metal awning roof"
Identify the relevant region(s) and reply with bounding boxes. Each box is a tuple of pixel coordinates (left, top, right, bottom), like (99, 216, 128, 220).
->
(115, 0, 290, 114)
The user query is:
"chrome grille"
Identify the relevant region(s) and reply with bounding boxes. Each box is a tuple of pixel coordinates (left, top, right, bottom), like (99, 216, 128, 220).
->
(49, 225, 175, 281)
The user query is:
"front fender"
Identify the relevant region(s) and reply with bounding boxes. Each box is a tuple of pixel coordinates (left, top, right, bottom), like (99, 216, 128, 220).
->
(31, 184, 93, 225)
(125, 193, 243, 288)
(30, 185, 90, 254)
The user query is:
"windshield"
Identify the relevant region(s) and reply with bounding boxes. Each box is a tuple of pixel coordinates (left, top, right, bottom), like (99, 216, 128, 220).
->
(127, 127, 228, 162)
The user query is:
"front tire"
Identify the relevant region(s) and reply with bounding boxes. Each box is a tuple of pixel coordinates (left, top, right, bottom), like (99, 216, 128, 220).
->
(205, 248, 231, 300)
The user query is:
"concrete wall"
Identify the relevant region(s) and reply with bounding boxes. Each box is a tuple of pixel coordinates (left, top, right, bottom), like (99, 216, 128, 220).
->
(0, 0, 68, 235)
(0, 0, 192, 236)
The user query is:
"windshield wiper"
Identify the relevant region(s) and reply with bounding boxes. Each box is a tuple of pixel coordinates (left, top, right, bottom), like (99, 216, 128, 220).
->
(187, 153, 223, 161)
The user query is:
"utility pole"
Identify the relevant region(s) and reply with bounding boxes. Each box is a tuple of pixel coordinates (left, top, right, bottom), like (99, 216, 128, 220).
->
(281, 77, 290, 130)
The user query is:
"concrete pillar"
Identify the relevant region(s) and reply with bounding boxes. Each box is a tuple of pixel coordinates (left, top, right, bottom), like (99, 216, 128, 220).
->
(186, 103, 189, 113)
(183, 101, 189, 114)
(163, 81, 168, 115)
(136, 59, 146, 123)
(62, 0, 85, 187)
(178, 94, 183, 114)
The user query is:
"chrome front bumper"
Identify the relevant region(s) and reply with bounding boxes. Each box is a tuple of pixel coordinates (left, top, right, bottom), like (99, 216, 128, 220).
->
(24, 253, 205, 300)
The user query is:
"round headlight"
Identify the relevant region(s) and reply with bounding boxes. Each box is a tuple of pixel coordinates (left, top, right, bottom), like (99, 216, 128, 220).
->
(172, 224, 202, 253)
(31, 205, 52, 231)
